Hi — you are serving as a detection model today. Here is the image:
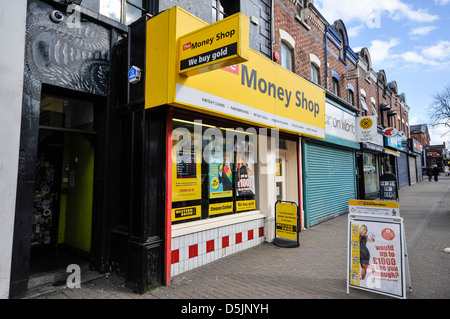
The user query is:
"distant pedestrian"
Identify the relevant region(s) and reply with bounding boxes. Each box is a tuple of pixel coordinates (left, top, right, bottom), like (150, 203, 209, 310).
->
(445, 166, 449, 177)
(432, 165, 440, 182)
(426, 167, 433, 182)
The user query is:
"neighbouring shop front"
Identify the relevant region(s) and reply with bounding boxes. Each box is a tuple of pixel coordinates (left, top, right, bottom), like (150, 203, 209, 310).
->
(385, 133, 409, 189)
(410, 139, 423, 183)
(302, 99, 359, 227)
(9, 0, 126, 298)
(358, 131, 385, 200)
(126, 6, 326, 289)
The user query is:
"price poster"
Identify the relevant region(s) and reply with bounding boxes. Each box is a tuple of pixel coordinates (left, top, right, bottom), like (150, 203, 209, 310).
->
(172, 132, 202, 202)
(347, 214, 406, 299)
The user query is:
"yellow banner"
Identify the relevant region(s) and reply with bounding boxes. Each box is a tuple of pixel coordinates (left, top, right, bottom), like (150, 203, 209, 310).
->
(209, 202, 234, 216)
(236, 200, 256, 212)
(145, 6, 326, 138)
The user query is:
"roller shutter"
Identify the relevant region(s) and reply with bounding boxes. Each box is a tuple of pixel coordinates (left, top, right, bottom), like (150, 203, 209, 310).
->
(398, 152, 409, 189)
(303, 142, 356, 227)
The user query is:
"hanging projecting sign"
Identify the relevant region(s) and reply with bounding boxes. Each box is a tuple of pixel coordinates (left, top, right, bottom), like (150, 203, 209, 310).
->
(383, 127, 399, 137)
(356, 116, 377, 143)
(179, 12, 249, 76)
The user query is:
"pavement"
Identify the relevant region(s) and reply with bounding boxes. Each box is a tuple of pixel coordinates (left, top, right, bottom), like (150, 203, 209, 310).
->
(25, 175, 450, 305)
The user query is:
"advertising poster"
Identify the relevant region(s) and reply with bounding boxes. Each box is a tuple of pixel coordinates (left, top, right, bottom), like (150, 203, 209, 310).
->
(172, 133, 202, 202)
(209, 145, 233, 199)
(348, 214, 406, 299)
(236, 140, 255, 196)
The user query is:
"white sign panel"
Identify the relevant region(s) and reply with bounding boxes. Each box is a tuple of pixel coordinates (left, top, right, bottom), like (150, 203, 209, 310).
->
(325, 102, 357, 142)
(356, 116, 377, 143)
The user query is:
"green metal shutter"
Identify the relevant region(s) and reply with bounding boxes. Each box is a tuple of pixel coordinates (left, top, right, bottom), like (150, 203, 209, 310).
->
(303, 142, 356, 227)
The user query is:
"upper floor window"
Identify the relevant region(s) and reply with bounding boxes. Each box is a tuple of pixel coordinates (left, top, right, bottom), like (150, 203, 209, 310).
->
(100, 0, 148, 25)
(331, 71, 340, 97)
(281, 42, 293, 71)
(280, 30, 295, 72)
(347, 84, 355, 105)
(311, 63, 320, 84)
(310, 54, 321, 85)
(295, 0, 307, 20)
(212, 0, 239, 22)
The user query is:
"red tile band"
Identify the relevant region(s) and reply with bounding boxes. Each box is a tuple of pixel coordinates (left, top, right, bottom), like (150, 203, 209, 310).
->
(189, 244, 198, 258)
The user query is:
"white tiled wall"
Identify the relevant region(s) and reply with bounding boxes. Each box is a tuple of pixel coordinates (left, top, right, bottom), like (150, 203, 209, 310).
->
(171, 218, 265, 277)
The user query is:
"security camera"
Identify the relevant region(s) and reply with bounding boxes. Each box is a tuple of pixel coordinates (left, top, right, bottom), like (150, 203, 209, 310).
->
(50, 10, 64, 23)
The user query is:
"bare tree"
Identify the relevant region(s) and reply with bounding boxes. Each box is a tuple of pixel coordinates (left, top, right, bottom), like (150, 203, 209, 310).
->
(429, 84, 450, 137)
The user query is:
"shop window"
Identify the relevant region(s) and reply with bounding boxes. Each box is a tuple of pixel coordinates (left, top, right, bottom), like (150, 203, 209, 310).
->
(171, 119, 258, 225)
(363, 153, 379, 194)
(100, 0, 151, 25)
(212, 0, 240, 22)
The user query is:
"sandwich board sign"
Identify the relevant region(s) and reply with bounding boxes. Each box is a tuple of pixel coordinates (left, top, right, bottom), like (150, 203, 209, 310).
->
(347, 200, 411, 299)
(273, 201, 300, 248)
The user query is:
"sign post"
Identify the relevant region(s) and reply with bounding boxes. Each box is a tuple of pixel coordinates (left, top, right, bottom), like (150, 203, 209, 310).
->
(273, 201, 300, 248)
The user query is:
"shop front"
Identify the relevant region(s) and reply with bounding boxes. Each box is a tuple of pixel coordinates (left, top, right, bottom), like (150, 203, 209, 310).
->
(358, 132, 385, 200)
(131, 6, 326, 287)
(385, 133, 409, 189)
(303, 99, 359, 227)
(410, 139, 423, 183)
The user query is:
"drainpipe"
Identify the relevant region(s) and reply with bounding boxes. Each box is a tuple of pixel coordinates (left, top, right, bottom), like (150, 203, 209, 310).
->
(271, 0, 275, 59)
(324, 24, 329, 90)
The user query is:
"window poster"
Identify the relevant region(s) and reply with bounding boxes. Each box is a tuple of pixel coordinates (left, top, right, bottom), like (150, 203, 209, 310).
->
(208, 135, 233, 198)
(172, 132, 202, 202)
(348, 214, 406, 299)
(209, 146, 233, 199)
(236, 140, 255, 196)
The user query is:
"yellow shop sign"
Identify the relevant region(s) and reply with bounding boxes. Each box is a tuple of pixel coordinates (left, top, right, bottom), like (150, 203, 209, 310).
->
(179, 12, 249, 76)
(145, 6, 325, 138)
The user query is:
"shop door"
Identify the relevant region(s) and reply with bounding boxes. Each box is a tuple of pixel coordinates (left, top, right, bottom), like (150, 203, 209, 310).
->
(31, 92, 96, 272)
(276, 151, 287, 201)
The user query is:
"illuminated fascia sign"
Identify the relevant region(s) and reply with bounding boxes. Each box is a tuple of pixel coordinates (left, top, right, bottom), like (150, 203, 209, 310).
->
(179, 12, 249, 76)
(145, 6, 325, 138)
(385, 135, 405, 151)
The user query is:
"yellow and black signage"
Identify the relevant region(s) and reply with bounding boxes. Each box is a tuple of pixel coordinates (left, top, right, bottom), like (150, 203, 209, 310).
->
(209, 202, 234, 216)
(179, 12, 249, 76)
(172, 205, 202, 222)
(274, 201, 299, 248)
(145, 6, 326, 138)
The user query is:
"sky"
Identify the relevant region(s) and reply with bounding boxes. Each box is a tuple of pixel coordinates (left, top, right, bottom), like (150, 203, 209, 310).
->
(315, 0, 450, 148)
